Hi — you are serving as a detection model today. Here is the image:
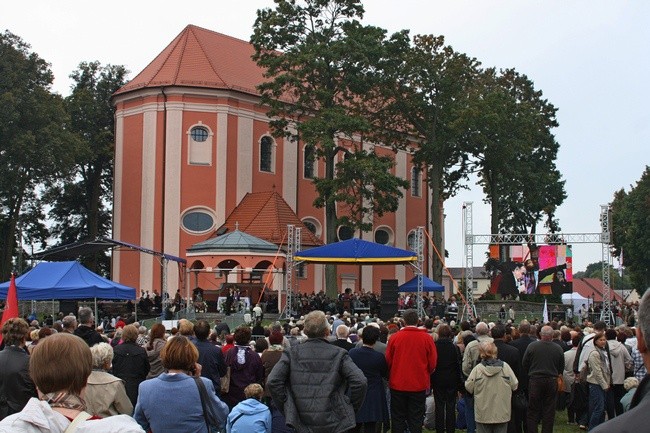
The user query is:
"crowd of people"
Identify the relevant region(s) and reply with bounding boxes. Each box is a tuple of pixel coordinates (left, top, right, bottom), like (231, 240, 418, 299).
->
(1, 290, 649, 433)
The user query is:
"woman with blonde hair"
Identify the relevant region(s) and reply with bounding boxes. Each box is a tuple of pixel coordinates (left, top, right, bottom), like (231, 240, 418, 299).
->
(465, 341, 518, 433)
(0, 333, 143, 432)
(84, 343, 133, 417)
(134, 335, 228, 433)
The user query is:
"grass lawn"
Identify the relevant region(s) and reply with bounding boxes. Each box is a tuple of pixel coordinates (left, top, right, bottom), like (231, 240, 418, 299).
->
(413, 408, 585, 433)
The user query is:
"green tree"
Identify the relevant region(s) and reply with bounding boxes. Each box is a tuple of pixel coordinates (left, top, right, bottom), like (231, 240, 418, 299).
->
(374, 33, 481, 283)
(251, 0, 408, 296)
(0, 31, 80, 279)
(467, 68, 565, 237)
(575, 261, 632, 292)
(42, 62, 128, 275)
(611, 166, 650, 294)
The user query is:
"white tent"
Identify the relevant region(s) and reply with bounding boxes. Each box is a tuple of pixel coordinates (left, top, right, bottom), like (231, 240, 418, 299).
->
(561, 292, 590, 314)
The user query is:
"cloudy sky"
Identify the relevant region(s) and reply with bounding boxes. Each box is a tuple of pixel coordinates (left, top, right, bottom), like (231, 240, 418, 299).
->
(2, 1, 648, 273)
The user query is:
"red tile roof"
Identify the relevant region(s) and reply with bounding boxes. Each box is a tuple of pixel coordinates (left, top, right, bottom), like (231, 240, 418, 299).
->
(216, 191, 322, 247)
(572, 277, 624, 303)
(115, 25, 267, 96)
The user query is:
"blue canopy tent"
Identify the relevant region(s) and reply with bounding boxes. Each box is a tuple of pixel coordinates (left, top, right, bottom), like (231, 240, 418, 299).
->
(399, 276, 444, 292)
(0, 261, 136, 300)
(0, 261, 136, 321)
(294, 238, 417, 264)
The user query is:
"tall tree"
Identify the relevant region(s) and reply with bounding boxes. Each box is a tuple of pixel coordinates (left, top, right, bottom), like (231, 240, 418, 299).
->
(251, 0, 408, 296)
(611, 166, 650, 294)
(375, 34, 481, 283)
(467, 68, 566, 238)
(42, 62, 127, 275)
(0, 31, 80, 279)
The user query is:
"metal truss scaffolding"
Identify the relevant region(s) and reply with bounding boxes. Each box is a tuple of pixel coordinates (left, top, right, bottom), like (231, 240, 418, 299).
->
(415, 226, 425, 318)
(283, 224, 301, 319)
(462, 202, 614, 325)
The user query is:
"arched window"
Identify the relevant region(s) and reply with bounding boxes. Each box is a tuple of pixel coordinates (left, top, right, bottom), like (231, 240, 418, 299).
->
(260, 136, 275, 173)
(301, 217, 322, 238)
(407, 230, 417, 251)
(188, 124, 212, 165)
(304, 144, 315, 179)
(411, 166, 421, 197)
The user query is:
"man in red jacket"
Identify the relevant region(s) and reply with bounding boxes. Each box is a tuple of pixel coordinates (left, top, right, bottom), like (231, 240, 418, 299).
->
(386, 309, 438, 433)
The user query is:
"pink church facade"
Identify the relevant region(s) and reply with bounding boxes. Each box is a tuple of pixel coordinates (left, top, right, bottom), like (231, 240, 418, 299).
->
(111, 25, 434, 297)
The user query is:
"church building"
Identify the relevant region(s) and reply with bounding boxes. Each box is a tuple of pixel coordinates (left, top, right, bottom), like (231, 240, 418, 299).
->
(111, 25, 434, 299)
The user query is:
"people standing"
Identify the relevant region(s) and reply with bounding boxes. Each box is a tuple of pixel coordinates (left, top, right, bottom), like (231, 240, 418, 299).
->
(0, 318, 37, 420)
(430, 324, 462, 433)
(463, 322, 494, 433)
(222, 326, 264, 409)
(522, 325, 564, 433)
(465, 341, 518, 433)
(586, 332, 611, 430)
(591, 289, 650, 432)
(193, 320, 227, 397)
(111, 324, 150, 406)
(605, 328, 631, 417)
(509, 322, 536, 433)
(85, 343, 133, 417)
(267, 310, 367, 433)
(349, 324, 389, 433)
(386, 309, 438, 433)
(73, 307, 104, 347)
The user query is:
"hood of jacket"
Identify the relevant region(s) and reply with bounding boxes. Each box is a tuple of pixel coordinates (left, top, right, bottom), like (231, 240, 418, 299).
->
(478, 358, 505, 377)
(608, 340, 626, 357)
(234, 398, 268, 416)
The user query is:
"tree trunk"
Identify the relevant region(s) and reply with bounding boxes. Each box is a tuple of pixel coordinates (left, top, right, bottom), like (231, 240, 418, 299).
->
(324, 150, 338, 298)
(85, 164, 103, 272)
(429, 163, 444, 285)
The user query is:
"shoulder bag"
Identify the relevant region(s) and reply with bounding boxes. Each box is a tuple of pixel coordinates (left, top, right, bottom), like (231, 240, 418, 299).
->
(63, 411, 92, 433)
(194, 377, 221, 432)
(220, 366, 231, 394)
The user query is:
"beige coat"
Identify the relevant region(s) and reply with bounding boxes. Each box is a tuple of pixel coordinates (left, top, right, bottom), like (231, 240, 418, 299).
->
(84, 370, 133, 417)
(587, 349, 611, 390)
(465, 359, 518, 424)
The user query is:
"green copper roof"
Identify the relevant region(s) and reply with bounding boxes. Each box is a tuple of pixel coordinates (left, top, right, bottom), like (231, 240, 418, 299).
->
(187, 229, 280, 253)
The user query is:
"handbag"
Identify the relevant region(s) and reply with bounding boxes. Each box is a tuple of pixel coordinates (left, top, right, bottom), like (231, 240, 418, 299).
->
(513, 390, 527, 411)
(194, 377, 222, 431)
(220, 366, 231, 394)
(63, 411, 92, 433)
(557, 374, 565, 394)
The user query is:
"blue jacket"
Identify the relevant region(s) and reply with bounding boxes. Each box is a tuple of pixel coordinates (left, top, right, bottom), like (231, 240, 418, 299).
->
(134, 373, 228, 433)
(226, 398, 271, 433)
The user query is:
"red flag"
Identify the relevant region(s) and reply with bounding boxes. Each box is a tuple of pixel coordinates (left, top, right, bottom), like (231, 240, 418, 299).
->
(0, 273, 19, 345)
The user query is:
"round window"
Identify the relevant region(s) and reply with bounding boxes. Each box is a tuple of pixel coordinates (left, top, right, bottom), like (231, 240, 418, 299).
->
(190, 126, 209, 142)
(375, 229, 390, 245)
(303, 221, 317, 234)
(338, 226, 354, 241)
(182, 211, 214, 233)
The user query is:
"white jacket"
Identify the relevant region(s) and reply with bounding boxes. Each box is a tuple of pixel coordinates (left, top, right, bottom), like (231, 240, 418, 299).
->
(0, 398, 144, 433)
(608, 340, 632, 385)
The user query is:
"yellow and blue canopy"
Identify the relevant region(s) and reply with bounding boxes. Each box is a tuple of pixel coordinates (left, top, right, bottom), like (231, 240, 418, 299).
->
(294, 238, 417, 264)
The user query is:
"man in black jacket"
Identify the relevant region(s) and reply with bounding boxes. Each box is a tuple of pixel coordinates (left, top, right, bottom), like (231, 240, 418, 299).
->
(522, 325, 564, 433)
(73, 307, 104, 347)
(509, 322, 536, 433)
(431, 324, 462, 433)
(0, 318, 37, 420)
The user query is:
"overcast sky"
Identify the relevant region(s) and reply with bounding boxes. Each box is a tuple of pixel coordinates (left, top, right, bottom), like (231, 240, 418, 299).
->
(2, 1, 648, 274)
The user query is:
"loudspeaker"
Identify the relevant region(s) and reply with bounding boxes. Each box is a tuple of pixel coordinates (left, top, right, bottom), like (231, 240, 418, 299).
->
(59, 300, 79, 316)
(380, 279, 399, 320)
